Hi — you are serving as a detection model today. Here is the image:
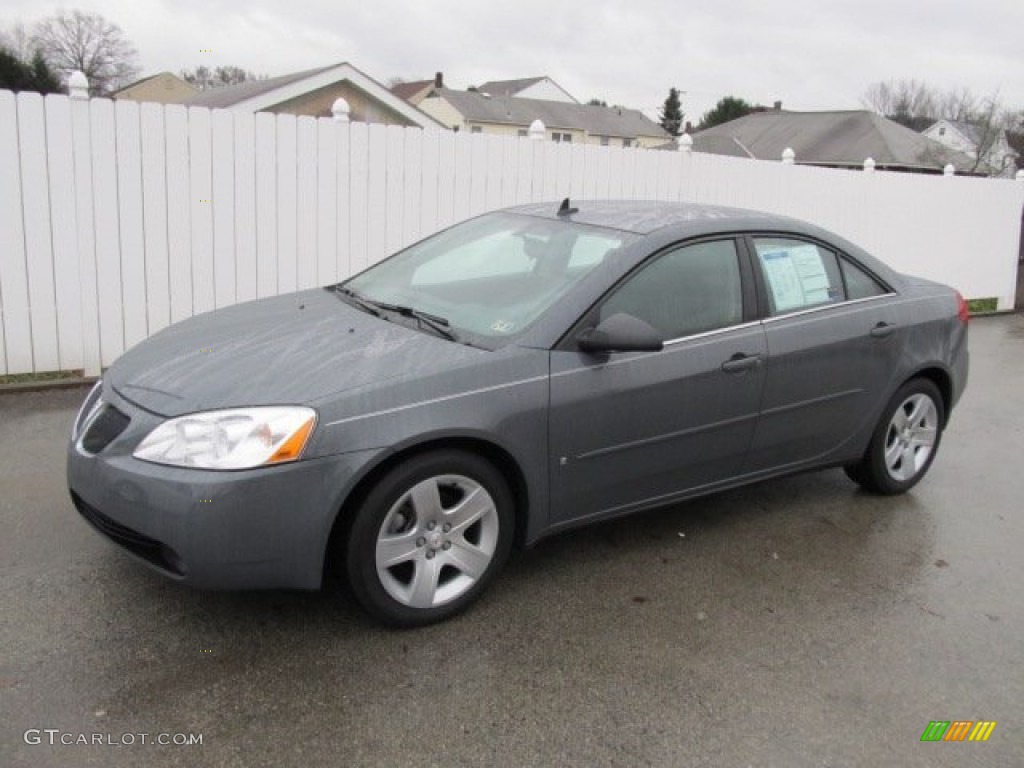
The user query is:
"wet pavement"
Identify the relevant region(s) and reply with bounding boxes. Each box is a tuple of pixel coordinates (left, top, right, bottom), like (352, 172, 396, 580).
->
(2, 315, 1022, 767)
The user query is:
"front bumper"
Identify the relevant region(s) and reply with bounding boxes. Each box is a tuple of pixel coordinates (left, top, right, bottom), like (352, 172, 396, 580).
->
(67, 384, 383, 590)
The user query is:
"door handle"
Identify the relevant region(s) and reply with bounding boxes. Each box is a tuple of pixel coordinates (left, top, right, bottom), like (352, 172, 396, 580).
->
(870, 322, 897, 339)
(721, 353, 762, 373)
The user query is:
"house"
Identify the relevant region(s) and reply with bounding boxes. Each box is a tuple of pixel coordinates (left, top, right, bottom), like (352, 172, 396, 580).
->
(113, 72, 198, 105)
(692, 109, 978, 174)
(922, 120, 1019, 177)
(185, 62, 442, 128)
(416, 87, 669, 147)
(476, 76, 578, 103)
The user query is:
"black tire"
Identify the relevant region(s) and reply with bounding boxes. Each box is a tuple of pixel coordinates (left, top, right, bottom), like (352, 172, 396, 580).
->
(846, 378, 945, 495)
(346, 450, 514, 627)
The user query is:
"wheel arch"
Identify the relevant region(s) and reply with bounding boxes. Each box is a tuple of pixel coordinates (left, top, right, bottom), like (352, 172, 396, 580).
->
(904, 365, 953, 426)
(322, 434, 531, 584)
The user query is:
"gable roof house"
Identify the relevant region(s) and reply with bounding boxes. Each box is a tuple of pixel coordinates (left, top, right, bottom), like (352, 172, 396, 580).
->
(186, 62, 442, 128)
(114, 72, 198, 104)
(922, 119, 1020, 177)
(692, 109, 978, 174)
(416, 87, 669, 148)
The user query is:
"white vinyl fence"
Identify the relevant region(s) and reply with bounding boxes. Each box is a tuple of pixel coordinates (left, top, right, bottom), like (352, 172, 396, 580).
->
(1, 89, 1022, 376)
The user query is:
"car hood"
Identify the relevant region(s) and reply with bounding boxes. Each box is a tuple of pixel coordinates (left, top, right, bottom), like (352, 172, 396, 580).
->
(105, 288, 482, 417)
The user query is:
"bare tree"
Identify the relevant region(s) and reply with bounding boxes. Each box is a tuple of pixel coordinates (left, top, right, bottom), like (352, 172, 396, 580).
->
(863, 79, 1021, 174)
(861, 79, 938, 131)
(181, 65, 266, 91)
(0, 22, 33, 62)
(932, 88, 1012, 174)
(32, 10, 140, 96)
(936, 86, 978, 123)
(960, 95, 1014, 175)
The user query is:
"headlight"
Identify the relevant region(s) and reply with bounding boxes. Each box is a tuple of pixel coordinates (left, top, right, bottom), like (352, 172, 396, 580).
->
(133, 407, 316, 470)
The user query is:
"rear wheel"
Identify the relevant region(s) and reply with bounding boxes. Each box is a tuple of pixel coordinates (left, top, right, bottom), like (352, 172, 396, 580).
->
(346, 450, 514, 627)
(844, 378, 944, 495)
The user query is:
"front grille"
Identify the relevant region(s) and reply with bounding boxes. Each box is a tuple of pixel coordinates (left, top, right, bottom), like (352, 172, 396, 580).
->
(71, 492, 183, 576)
(80, 403, 130, 454)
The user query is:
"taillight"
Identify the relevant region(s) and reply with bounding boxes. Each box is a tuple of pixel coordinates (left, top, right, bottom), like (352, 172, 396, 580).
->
(955, 291, 969, 324)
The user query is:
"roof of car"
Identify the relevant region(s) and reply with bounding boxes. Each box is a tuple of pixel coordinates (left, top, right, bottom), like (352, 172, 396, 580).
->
(503, 200, 905, 289)
(505, 200, 799, 235)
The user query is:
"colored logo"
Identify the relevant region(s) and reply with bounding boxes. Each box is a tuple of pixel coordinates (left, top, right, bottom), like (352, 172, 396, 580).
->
(920, 721, 996, 742)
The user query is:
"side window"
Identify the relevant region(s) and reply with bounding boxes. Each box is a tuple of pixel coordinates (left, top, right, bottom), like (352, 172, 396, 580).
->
(753, 238, 844, 315)
(600, 240, 743, 339)
(840, 257, 888, 300)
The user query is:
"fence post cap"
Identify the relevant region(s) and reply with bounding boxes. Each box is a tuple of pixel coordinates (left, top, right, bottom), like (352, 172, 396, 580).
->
(331, 97, 351, 122)
(943, 164, 956, 177)
(528, 119, 545, 140)
(68, 70, 89, 100)
(781, 147, 795, 164)
(863, 157, 876, 172)
(678, 133, 693, 152)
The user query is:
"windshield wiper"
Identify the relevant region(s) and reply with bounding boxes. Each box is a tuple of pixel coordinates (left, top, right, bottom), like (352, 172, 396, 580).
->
(332, 286, 457, 342)
(385, 305, 458, 342)
(332, 285, 382, 317)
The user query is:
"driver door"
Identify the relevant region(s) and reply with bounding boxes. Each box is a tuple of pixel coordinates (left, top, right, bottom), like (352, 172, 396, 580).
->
(547, 238, 766, 528)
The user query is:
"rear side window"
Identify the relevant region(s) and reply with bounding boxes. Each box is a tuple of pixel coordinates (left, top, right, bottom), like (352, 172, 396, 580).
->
(841, 257, 888, 300)
(753, 238, 844, 315)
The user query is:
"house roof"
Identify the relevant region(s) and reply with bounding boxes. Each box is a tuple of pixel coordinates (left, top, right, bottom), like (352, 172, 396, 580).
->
(694, 110, 977, 172)
(187, 65, 336, 108)
(114, 71, 196, 95)
(185, 62, 443, 128)
(431, 88, 669, 139)
(477, 77, 545, 97)
(115, 72, 161, 92)
(390, 79, 434, 102)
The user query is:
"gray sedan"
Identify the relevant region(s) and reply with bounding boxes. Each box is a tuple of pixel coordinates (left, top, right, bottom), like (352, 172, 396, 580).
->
(68, 200, 969, 626)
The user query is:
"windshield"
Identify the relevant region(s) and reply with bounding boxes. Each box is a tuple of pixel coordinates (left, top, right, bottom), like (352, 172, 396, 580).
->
(342, 212, 632, 347)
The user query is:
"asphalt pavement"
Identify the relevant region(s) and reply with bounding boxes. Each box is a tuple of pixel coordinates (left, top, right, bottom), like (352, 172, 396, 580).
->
(2, 315, 1023, 767)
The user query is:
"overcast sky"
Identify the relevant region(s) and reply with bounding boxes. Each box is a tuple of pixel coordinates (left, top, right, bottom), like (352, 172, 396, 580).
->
(2, 0, 1022, 123)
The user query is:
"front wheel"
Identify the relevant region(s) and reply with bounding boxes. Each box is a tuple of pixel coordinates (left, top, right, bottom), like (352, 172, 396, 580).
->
(346, 450, 514, 627)
(844, 378, 945, 495)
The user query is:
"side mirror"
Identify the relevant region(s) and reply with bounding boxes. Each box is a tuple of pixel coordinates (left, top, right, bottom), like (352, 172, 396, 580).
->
(577, 313, 664, 354)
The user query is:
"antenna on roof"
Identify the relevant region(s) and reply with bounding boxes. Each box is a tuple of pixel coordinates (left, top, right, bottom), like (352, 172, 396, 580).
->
(557, 198, 578, 217)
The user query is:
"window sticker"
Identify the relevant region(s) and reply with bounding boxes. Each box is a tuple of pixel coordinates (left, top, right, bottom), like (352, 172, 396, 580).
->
(760, 245, 832, 312)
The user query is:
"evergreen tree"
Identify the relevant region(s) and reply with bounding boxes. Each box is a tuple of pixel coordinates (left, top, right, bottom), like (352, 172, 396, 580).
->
(698, 97, 755, 130)
(659, 87, 684, 136)
(0, 45, 62, 93)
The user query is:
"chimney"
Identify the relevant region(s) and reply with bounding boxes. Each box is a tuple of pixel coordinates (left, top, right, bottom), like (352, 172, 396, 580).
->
(434, 72, 443, 89)
(773, 100, 782, 111)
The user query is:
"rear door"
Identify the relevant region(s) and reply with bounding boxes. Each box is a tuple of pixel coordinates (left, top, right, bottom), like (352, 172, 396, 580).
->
(548, 238, 767, 528)
(743, 236, 904, 472)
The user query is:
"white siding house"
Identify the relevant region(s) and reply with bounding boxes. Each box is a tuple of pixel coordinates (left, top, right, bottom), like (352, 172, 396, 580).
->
(923, 119, 1019, 177)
